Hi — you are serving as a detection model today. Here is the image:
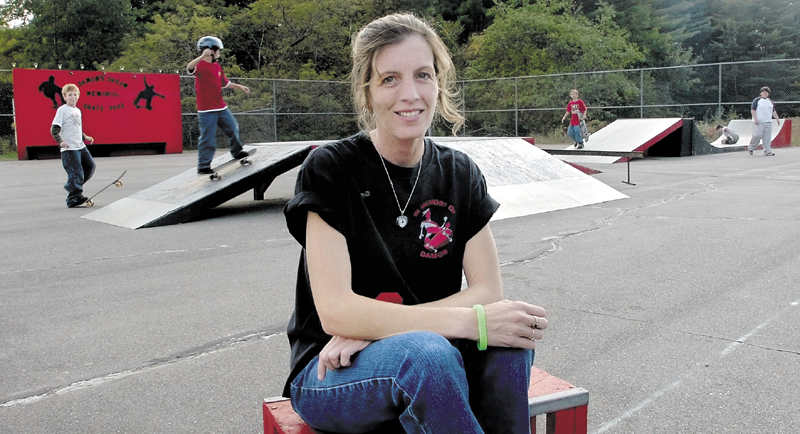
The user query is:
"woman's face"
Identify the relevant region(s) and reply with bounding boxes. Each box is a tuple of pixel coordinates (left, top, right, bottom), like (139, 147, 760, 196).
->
(368, 34, 438, 145)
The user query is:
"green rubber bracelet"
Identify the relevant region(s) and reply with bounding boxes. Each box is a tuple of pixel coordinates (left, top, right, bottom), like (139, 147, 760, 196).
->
(472, 304, 488, 351)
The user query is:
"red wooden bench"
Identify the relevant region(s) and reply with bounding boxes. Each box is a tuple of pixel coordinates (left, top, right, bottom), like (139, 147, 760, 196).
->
(263, 366, 588, 434)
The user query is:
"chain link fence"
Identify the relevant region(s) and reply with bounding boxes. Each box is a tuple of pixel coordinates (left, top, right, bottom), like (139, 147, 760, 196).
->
(179, 76, 356, 151)
(460, 58, 800, 138)
(2, 58, 798, 154)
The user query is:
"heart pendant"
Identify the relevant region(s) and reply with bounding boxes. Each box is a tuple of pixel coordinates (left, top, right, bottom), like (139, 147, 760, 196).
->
(396, 215, 408, 228)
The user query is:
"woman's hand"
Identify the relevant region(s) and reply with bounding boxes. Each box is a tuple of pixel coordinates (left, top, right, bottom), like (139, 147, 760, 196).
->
(483, 300, 548, 349)
(317, 336, 372, 380)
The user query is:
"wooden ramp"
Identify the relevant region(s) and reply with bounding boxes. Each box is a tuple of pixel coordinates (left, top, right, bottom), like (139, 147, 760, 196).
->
(434, 137, 628, 221)
(554, 118, 684, 164)
(552, 118, 793, 165)
(83, 137, 627, 228)
(81, 143, 315, 229)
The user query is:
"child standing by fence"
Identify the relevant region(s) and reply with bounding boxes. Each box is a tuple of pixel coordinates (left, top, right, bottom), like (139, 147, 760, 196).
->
(561, 89, 588, 149)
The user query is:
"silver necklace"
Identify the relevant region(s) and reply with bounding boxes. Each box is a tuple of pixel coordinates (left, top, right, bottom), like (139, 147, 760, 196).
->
(376, 144, 423, 228)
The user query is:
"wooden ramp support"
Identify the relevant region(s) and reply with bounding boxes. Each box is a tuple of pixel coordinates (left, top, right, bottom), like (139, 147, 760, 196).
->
(263, 367, 588, 434)
(543, 149, 644, 185)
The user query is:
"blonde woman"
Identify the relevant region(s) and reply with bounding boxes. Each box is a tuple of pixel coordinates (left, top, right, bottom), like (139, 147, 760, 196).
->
(282, 13, 548, 433)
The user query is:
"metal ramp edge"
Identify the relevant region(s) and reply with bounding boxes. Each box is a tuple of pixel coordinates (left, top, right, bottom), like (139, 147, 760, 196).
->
(81, 143, 314, 229)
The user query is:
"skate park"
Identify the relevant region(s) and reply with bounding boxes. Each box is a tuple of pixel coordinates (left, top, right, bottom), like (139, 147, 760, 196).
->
(5, 1, 800, 430)
(2, 117, 799, 432)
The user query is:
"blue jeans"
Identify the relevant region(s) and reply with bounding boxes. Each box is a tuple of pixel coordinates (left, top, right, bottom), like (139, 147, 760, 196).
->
(197, 108, 244, 169)
(290, 332, 534, 434)
(568, 124, 584, 145)
(61, 147, 95, 206)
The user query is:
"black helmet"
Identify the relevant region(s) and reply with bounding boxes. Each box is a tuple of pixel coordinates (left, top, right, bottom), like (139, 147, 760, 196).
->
(197, 36, 223, 52)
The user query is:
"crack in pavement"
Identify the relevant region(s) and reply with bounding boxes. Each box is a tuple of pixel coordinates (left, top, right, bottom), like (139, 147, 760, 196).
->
(499, 180, 731, 268)
(0, 238, 294, 276)
(676, 329, 800, 356)
(1, 324, 287, 408)
(594, 297, 799, 433)
(558, 307, 799, 356)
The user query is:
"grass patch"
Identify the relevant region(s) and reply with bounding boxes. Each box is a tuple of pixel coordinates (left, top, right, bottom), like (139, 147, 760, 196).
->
(0, 134, 17, 160)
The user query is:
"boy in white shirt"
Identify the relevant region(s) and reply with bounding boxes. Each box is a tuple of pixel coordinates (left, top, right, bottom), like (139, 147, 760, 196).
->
(51, 83, 95, 207)
(748, 86, 781, 156)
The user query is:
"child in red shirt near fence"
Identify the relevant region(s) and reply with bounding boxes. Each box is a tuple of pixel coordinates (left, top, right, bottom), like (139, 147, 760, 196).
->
(187, 36, 251, 174)
(561, 89, 588, 149)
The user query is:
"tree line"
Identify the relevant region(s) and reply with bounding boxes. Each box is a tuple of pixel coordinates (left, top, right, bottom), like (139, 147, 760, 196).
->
(2, 0, 798, 79)
(0, 0, 798, 144)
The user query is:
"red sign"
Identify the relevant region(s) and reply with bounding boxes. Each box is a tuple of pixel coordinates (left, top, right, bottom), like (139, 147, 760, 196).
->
(13, 68, 182, 160)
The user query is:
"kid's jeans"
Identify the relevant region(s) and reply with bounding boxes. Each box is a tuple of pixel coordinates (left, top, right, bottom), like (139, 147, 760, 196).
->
(61, 147, 95, 207)
(290, 331, 534, 434)
(568, 124, 584, 145)
(197, 108, 244, 169)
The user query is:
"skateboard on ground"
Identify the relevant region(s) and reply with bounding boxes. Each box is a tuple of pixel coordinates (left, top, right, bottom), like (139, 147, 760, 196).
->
(208, 148, 257, 181)
(84, 170, 126, 208)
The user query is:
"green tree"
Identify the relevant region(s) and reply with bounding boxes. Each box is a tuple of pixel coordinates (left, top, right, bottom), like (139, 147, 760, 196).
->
(707, 0, 800, 62)
(434, 0, 495, 44)
(467, 1, 643, 78)
(1, 0, 135, 70)
(108, 0, 230, 74)
(463, 1, 645, 136)
(656, 0, 712, 62)
(704, 0, 800, 116)
(225, 0, 358, 78)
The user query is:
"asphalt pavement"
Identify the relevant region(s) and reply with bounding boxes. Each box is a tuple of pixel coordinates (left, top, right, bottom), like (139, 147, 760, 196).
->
(1, 146, 798, 433)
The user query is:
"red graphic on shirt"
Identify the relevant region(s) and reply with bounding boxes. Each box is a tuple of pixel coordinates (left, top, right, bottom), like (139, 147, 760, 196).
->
(419, 208, 453, 253)
(376, 292, 403, 304)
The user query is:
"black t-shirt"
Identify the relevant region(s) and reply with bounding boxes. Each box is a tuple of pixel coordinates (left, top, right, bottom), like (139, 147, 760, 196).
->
(282, 132, 499, 396)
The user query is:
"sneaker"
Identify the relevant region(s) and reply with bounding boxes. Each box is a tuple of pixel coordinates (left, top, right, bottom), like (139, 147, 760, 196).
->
(573, 143, 579, 148)
(197, 167, 214, 174)
(232, 150, 250, 160)
(577, 143, 584, 149)
(748, 150, 753, 155)
(68, 195, 89, 208)
(764, 152, 775, 156)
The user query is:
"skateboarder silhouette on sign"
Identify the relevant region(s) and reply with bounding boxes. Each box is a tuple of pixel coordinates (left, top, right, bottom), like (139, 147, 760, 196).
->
(133, 77, 165, 110)
(39, 76, 65, 108)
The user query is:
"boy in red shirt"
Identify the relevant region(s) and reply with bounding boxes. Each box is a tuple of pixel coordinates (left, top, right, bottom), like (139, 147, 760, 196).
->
(187, 36, 251, 174)
(560, 89, 588, 149)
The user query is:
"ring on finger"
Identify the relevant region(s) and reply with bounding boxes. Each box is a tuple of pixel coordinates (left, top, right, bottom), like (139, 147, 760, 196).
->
(532, 316, 540, 330)
(529, 327, 536, 341)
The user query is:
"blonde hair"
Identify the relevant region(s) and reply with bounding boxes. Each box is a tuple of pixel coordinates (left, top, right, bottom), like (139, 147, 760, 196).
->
(61, 84, 79, 97)
(351, 13, 464, 135)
